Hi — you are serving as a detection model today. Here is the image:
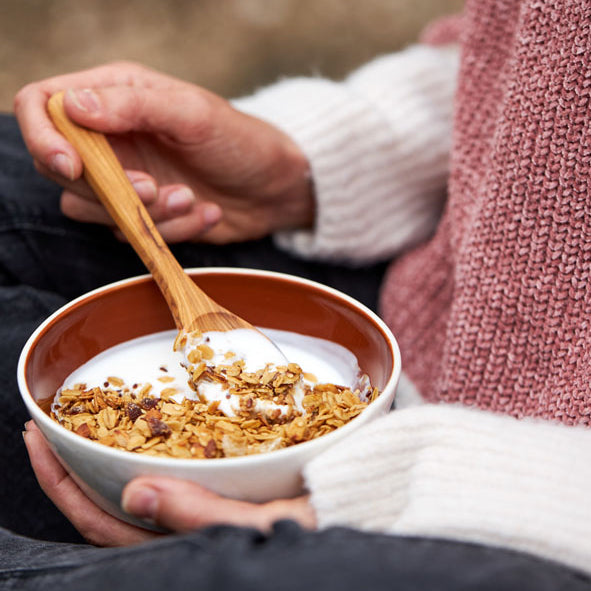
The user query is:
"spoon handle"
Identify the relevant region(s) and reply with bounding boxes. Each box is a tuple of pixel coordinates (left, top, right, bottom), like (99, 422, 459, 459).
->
(47, 91, 227, 332)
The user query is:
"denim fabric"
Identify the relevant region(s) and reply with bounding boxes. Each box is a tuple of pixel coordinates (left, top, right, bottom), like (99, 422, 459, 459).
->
(1, 522, 590, 591)
(0, 112, 589, 590)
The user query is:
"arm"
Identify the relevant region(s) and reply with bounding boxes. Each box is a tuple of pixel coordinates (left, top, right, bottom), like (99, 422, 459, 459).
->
(303, 401, 591, 575)
(15, 45, 458, 263)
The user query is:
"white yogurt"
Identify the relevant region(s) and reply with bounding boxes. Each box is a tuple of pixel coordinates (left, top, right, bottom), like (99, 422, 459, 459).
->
(58, 328, 366, 417)
(184, 328, 288, 373)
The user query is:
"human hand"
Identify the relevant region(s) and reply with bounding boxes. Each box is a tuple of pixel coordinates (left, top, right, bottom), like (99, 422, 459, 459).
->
(23, 421, 316, 547)
(14, 62, 314, 244)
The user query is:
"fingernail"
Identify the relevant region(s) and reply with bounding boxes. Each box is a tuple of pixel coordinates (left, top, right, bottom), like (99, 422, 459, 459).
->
(67, 88, 100, 112)
(131, 179, 158, 204)
(22, 421, 32, 441)
(50, 153, 75, 180)
(167, 188, 195, 213)
(202, 202, 221, 227)
(121, 486, 159, 518)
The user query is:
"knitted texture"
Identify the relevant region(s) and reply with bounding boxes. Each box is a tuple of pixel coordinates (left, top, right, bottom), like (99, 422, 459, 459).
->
(304, 403, 591, 575)
(380, 0, 591, 424)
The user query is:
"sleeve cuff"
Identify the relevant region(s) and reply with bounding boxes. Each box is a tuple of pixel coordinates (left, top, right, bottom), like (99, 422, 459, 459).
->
(303, 403, 591, 575)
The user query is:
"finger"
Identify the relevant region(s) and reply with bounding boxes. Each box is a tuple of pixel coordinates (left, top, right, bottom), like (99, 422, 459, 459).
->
(60, 84, 212, 142)
(60, 190, 114, 225)
(155, 203, 222, 243)
(34, 145, 160, 209)
(61, 181, 219, 244)
(60, 85, 267, 182)
(60, 170, 159, 224)
(60, 182, 196, 228)
(16, 89, 83, 181)
(116, 183, 220, 241)
(34, 159, 97, 201)
(127, 171, 159, 205)
(136, 185, 198, 225)
(14, 62, 182, 180)
(23, 421, 155, 546)
(121, 476, 315, 533)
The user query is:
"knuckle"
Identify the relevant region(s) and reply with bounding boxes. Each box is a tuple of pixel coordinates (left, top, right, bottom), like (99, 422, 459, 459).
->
(106, 60, 153, 84)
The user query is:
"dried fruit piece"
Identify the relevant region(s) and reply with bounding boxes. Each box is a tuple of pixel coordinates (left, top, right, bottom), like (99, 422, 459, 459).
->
(126, 402, 142, 422)
(146, 416, 172, 438)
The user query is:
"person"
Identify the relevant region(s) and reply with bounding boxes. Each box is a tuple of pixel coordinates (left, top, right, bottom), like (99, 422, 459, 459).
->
(2, 0, 591, 588)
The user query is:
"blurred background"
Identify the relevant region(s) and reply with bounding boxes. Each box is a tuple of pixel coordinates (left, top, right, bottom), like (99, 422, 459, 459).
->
(0, 0, 463, 112)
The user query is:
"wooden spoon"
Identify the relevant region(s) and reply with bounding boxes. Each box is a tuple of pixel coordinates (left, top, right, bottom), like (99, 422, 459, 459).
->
(47, 91, 278, 346)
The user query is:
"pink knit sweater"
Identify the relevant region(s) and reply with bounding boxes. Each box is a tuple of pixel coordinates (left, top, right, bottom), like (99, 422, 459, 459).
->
(381, 0, 591, 425)
(234, 0, 591, 571)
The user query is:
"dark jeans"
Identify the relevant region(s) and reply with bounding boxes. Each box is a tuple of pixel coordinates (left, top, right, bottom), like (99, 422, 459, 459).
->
(0, 112, 588, 590)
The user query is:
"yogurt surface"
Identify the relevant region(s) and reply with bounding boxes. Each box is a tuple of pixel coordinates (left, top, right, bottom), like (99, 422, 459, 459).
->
(59, 328, 365, 416)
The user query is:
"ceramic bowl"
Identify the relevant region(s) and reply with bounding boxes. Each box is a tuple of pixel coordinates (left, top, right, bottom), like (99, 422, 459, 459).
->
(18, 268, 400, 528)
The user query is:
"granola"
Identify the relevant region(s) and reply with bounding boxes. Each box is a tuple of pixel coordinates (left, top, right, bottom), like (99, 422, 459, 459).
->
(51, 350, 379, 459)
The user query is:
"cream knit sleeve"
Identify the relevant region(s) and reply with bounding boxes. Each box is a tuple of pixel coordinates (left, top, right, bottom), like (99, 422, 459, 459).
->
(303, 402, 591, 576)
(233, 44, 459, 264)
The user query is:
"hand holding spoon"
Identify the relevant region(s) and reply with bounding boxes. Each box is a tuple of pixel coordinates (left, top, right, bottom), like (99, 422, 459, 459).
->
(47, 90, 286, 365)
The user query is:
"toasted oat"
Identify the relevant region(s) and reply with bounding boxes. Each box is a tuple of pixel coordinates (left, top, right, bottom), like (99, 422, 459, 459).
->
(51, 338, 380, 459)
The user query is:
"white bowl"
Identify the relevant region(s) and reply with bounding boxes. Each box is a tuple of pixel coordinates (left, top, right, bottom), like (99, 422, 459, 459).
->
(18, 268, 401, 529)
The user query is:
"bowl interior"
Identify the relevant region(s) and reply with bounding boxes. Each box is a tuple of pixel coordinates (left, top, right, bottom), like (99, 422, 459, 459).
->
(24, 269, 395, 410)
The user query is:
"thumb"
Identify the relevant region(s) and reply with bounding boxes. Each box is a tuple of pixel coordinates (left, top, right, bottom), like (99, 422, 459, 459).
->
(121, 476, 316, 533)
(63, 85, 216, 142)
(121, 476, 270, 532)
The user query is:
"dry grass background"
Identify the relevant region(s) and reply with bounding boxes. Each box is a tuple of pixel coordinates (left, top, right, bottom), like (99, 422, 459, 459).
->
(0, 0, 463, 112)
